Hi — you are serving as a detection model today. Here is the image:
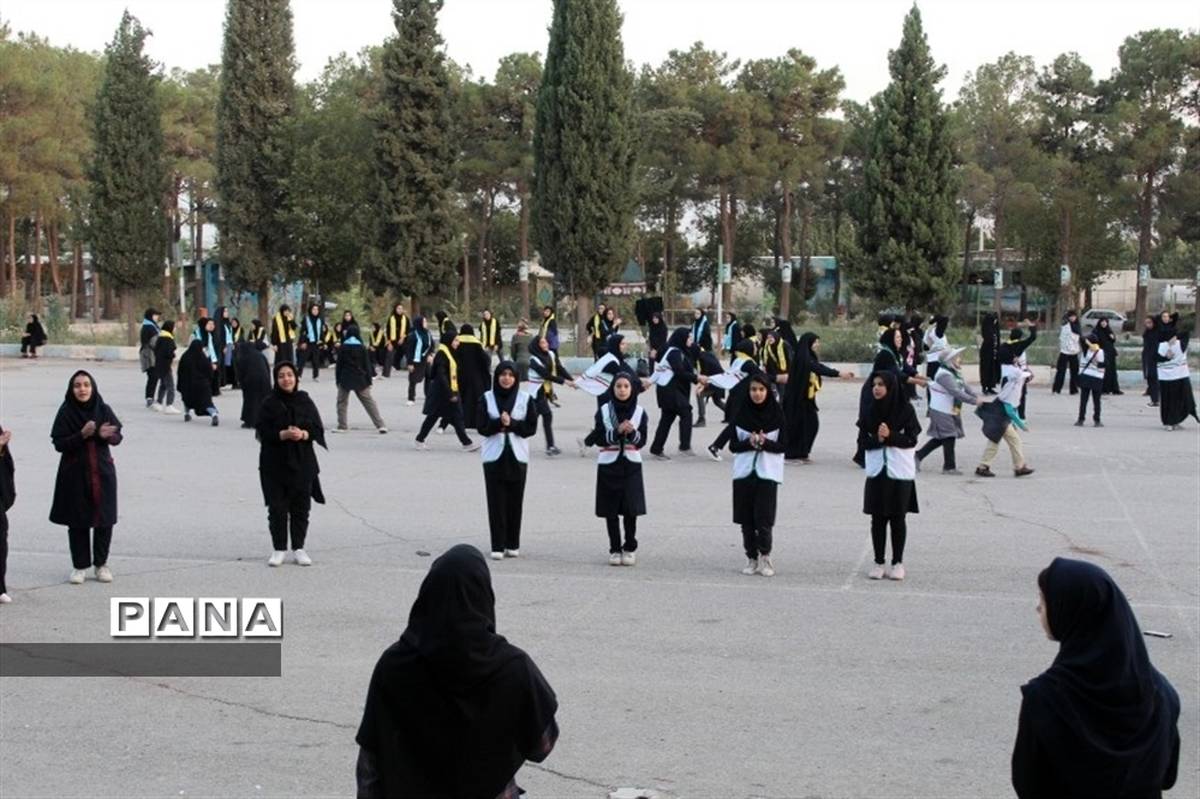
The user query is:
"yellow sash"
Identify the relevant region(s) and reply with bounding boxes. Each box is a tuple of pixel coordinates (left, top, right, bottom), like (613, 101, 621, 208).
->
(438, 344, 459, 392)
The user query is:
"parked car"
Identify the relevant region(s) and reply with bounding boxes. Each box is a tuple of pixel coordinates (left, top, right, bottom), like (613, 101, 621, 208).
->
(1080, 308, 1131, 334)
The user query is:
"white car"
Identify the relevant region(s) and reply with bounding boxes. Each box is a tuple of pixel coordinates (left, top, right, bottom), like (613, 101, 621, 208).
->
(1080, 308, 1129, 335)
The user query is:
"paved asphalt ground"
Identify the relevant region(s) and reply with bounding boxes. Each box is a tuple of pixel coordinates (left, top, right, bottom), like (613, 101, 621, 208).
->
(0, 356, 1196, 799)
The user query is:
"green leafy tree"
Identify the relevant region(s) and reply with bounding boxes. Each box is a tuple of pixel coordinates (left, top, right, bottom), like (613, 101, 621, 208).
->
(957, 52, 1042, 313)
(289, 53, 374, 295)
(89, 10, 167, 335)
(370, 0, 458, 312)
(534, 0, 637, 353)
(215, 0, 296, 311)
(853, 5, 959, 312)
(1099, 29, 1199, 321)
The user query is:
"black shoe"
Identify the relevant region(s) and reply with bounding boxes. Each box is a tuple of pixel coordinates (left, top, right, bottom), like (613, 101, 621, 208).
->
(1094, 420, 1103, 427)
(975, 466, 995, 478)
(1074, 419, 1085, 427)
(694, 419, 706, 428)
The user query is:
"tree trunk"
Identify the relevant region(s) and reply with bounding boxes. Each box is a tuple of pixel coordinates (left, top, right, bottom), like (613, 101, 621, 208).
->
(0, 214, 6, 298)
(33, 212, 43, 310)
(517, 182, 530, 260)
(72, 241, 81, 319)
(575, 293, 591, 358)
(7, 214, 16, 292)
(124, 287, 136, 345)
(721, 189, 737, 309)
(48, 220, 62, 294)
(257, 278, 270, 319)
(1058, 205, 1072, 324)
(832, 203, 842, 312)
(993, 209, 1005, 317)
(1135, 170, 1154, 321)
(92, 268, 101, 322)
(195, 211, 206, 311)
(962, 210, 974, 286)
(797, 197, 812, 313)
(462, 235, 471, 315)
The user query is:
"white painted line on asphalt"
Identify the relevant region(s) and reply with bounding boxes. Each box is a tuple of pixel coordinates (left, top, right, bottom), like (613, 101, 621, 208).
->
(841, 539, 873, 590)
(1098, 462, 1198, 642)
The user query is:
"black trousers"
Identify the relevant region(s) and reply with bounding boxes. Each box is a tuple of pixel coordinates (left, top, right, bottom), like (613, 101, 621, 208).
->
(534, 393, 555, 448)
(0, 511, 8, 594)
(20, 337, 39, 355)
(484, 469, 526, 552)
(651, 403, 692, 453)
(870, 514, 906, 565)
(709, 424, 733, 453)
(740, 522, 773, 558)
(1053, 353, 1079, 394)
(144, 369, 158, 401)
(1145, 361, 1160, 404)
(408, 362, 426, 402)
(268, 490, 311, 551)
(798, 405, 820, 459)
(1102, 357, 1120, 394)
(417, 403, 471, 445)
(916, 436, 956, 470)
(68, 526, 112, 570)
(297, 345, 320, 379)
(1078, 378, 1102, 422)
(606, 515, 638, 553)
(276, 343, 295, 366)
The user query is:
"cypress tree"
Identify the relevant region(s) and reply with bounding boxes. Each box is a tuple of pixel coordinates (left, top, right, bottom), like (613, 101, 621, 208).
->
(370, 0, 457, 310)
(854, 5, 958, 312)
(534, 0, 636, 353)
(89, 11, 167, 308)
(215, 0, 296, 312)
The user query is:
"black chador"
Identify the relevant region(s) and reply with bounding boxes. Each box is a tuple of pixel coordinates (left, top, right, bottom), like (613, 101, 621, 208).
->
(235, 340, 271, 428)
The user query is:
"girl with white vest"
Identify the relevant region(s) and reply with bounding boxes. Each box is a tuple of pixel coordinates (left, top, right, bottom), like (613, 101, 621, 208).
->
(915, 347, 977, 474)
(858, 371, 921, 581)
(728, 373, 787, 577)
(591, 374, 648, 566)
(1075, 334, 1105, 427)
(1156, 324, 1198, 430)
(476, 362, 538, 560)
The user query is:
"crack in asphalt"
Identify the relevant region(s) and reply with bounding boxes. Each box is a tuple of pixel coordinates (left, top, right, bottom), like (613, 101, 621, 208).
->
(143, 679, 357, 731)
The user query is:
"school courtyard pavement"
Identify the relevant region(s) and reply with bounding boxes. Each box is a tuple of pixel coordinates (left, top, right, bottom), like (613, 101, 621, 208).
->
(0, 356, 1196, 799)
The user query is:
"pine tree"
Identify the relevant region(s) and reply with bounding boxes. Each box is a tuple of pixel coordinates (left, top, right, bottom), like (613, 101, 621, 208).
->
(89, 11, 167, 331)
(854, 5, 958, 312)
(215, 0, 296, 311)
(370, 0, 457, 310)
(534, 0, 636, 353)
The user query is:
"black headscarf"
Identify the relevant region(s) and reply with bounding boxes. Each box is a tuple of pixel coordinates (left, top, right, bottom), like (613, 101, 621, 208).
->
(460, 323, 475, 336)
(261, 361, 327, 452)
(775, 318, 798, 349)
(733, 337, 756, 359)
(603, 333, 625, 357)
(1020, 558, 1180, 797)
(440, 329, 457, 347)
(491, 361, 520, 414)
(1065, 311, 1081, 336)
(356, 545, 558, 798)
(734, 373, 785, 432)
(606, 373, 639, 422)
(860, 369, 905, 433)
(666, 327, 690, 351)
(54, 369, 108, 432)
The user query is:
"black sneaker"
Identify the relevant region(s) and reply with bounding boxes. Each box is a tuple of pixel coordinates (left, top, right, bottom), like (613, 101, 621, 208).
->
(706, 445, 722, 462)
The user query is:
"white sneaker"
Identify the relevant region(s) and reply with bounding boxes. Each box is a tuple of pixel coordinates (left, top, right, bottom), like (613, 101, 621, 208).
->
(293, 549, 313, 566)
(867, 564, 886, 580)
(759, 556, 776, 577)
(151, 403, 164, 412)
(888, 563, 906, 581)
(504, 549, 520, 558)
(163, 405, 181, 415)
(576, 437, 588, 457)
(741, 557, 760, 575)
(608, 553, 622, 566)
(436, 426, 446, 435)
(268, 551, 286, 567)
(490, 551, 504, 561)
(0, 592, 11, 604)
(463, 441, 481, 452)
(620, 551, 636, 566)
(414, 440, 429, 451)
(377, 427, 388, 434)
(405, 400, 414, 407)
(95, 565, 113, 583)
(331, 427, 347, 434)
(68, 569, 86, 584)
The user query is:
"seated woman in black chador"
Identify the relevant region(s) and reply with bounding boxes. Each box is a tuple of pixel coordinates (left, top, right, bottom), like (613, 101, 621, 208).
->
(356, 544, 558, 799)
(1012, 557, 1180, 799)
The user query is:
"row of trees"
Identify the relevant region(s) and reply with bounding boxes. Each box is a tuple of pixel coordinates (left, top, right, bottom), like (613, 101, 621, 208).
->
(0, 2, 1196, 341)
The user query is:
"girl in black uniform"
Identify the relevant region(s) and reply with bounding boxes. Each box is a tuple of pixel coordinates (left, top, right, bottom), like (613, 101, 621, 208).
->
(477, 362, 539, 560)
(592, 374, 648, 566)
